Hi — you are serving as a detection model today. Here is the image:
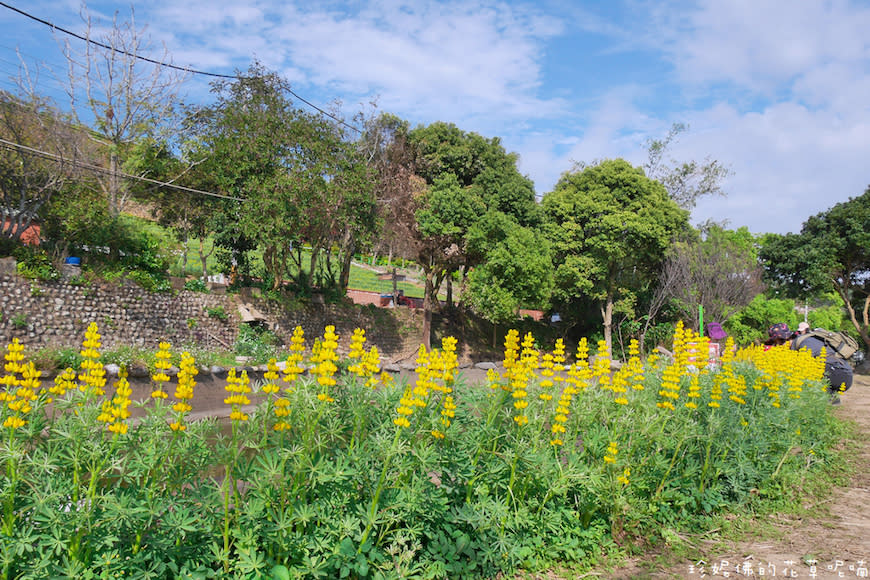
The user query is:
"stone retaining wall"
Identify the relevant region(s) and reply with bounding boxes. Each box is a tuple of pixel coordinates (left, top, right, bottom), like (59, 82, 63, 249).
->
(0, 270, 426, 363)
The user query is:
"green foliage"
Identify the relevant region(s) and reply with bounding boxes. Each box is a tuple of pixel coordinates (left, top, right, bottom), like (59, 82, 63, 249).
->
(30, 346, 84, 372)
(184, 278, 210, 293)
(724, 295, 800, 346)
(407, 121, 542, 313)
(0, 332, 847, 579)
(100, 345, 151, 370)
(14, 247, 58, 281)
(205, 305, 229, 322)
(233, 324, 280, 363)
(467, 217, 553, 326)
(186, 62, 378, 292)
(10, 312, 27, 329)
(543, 159, 689, 344)
(759, 186, 870, 348)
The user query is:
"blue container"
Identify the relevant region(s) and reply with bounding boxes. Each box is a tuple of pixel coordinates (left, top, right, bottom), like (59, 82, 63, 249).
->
(64, 257, 81, 265)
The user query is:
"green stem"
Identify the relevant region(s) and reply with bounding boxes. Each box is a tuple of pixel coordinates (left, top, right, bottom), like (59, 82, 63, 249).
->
(358, 427, 401, 553)
(222, 420, 239, 573)
(699, 440, 713, 493)
(771, 445, 795, 480)
(465, 391, 508, 503)
(654, 439, 684, 500)
(2, 434, 17, 537)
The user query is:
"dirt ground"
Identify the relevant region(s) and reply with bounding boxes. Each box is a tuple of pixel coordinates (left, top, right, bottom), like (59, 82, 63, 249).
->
(607, 374, 870, 580)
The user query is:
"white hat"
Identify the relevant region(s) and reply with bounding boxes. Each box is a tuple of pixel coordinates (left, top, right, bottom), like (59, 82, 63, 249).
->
(798, 322, 810, 332)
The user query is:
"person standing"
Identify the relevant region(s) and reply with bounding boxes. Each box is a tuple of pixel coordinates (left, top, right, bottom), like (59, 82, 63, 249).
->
(789, 326, 853, 404)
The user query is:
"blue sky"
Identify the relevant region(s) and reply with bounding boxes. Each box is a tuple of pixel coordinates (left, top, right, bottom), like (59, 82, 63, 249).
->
(2, 0, 869, 235)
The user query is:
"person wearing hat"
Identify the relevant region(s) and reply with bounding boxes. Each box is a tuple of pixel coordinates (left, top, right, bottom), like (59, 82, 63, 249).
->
(766, 322, 852, 404)
(764, 322, 794, 349)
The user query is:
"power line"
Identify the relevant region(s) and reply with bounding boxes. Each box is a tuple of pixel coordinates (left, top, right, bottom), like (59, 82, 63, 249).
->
(0, 137, 245, 202)
(0, 1, 363, 134)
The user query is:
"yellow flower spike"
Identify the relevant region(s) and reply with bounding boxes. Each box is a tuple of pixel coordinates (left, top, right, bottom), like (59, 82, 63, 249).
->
(262, 358, 280, 395)
(311, 326, 339, 400)
(394, 386, 415, 428)
(503, 329, 520, 375)
(617, 467, 631, 486)
(348, 328, 367, 375)
(224, 368, 252, 422)
(282, 326, 307, 388)
(76, 323, 106, 396)
(604, 441, 619, 464)
(170, 352, 197, 430)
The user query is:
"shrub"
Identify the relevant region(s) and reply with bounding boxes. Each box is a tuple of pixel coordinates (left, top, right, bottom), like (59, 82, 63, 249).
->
(14, 247, 58, 281)
(30, 346, 84, 371)
(184, 278, 209, 293)
(205, 305, 228, 321)
(233, 323, 280, 363)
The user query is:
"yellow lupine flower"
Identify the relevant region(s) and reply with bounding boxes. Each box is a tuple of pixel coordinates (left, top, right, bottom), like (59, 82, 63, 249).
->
(282, 326, 306, 387)
(77, 323, 106, 396)
(617, 467, 630, 486)
(604, 441, 618, 464)
(224, 368, 251, 422)
(170, 352, 197, 430)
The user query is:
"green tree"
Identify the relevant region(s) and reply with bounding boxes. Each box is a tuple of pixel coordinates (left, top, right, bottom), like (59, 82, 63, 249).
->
(466, 213, 553, 345)
(543, 159, 689, 352)
(759, 185, 870, 349)
(407, 121, 538, 347)
(187, 63, 377, 291)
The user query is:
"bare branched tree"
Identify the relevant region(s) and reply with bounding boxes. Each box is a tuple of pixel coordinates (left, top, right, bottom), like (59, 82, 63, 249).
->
(0, 62, 86, 243)
(63, 5, 185, 215)
(645, 122, 732, 210)
(661, 228, 764, 332)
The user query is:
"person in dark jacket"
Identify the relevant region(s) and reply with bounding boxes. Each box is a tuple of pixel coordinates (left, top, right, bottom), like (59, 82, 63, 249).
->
(767, 323, 853, 404)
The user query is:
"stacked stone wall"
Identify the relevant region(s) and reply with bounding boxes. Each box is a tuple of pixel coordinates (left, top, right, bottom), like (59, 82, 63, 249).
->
(0, 272, 426, 364)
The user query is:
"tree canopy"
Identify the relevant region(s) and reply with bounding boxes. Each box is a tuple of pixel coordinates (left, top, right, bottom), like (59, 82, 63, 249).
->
(184, 64, 377, 291)
(543, 159, 689, 351)
(760, 185, 870, 348)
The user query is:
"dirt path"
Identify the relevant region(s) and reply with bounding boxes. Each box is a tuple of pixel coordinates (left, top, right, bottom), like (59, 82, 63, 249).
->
(611, 375, 870, 579)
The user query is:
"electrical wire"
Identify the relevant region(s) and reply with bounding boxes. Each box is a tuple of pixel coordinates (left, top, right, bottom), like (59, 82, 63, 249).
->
(0, 1, 363, 134)
(0, 136, 245, 202)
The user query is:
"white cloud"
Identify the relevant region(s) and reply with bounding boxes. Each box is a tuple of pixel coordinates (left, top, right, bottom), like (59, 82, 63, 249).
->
(147, 0, 567, 123)
(667, 0, 870, 95)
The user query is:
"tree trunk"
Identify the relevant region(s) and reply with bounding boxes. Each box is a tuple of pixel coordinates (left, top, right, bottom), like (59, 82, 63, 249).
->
(446, 276, 453, 307)
(601, 292, 614, 357)
(308, 247, 319, 288)
(339, 241, 355, 291)
(835, 281, 870, 352)
(109, 151, 121, 216)
(422, 267, 435, 350)
(198, 236, 215, 279)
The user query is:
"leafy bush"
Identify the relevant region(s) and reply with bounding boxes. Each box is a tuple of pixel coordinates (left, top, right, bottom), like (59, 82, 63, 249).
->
(184, 278, 209, 293)
(125, 269, 172, 292)
(30, 346, 84, 372)
(205, 305, 228, 321)
(725, 295, 800, 346)
(233, 324, 280, 363)
(100, 345, 151, 370)
(0, 324, 849, 578)
(14, 247, 58, 281)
